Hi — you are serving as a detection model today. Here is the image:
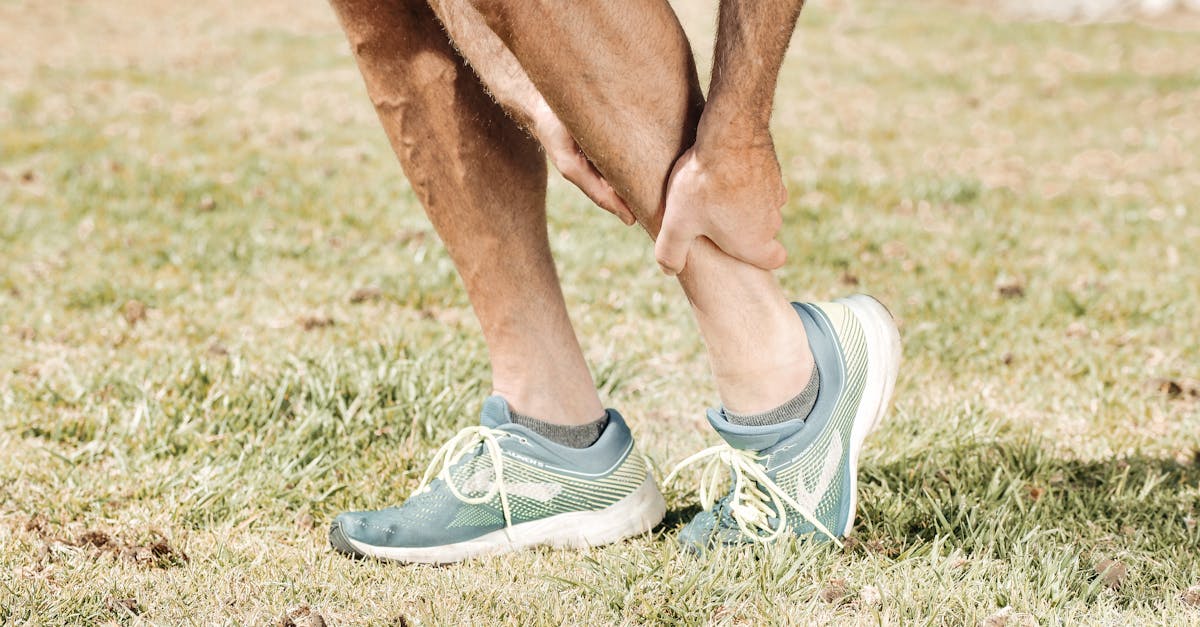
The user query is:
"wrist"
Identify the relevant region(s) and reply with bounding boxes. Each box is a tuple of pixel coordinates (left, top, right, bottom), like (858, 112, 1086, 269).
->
(696, 100, 773, 151)
(694, 116, 774, 165)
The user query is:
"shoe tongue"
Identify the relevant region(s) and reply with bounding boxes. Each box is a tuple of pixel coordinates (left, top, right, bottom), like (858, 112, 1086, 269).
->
(479, 395, 514, 428)
(705, 408, 801, 452)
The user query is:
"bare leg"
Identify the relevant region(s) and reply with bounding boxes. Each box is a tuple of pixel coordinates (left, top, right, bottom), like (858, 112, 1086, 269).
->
(328, 0, 603, 424)
(468, 0, 814, 413)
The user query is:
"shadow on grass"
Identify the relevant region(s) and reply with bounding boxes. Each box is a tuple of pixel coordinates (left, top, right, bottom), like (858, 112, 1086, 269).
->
(855, 436, 1200, 566)
(659, 504, 703, 534)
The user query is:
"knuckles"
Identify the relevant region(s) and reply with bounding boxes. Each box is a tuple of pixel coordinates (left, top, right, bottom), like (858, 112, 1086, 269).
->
(769, 209, 784, 232)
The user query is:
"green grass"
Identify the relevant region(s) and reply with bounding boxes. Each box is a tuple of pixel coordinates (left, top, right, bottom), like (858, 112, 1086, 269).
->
(2, 0, 1199, 623)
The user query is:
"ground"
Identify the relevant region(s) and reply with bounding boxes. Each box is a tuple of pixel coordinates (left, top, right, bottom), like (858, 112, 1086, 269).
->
(2, 0, 1199, 624)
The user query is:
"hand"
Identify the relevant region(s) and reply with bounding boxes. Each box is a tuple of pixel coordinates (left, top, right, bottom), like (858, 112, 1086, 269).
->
(530, 101, 635, 226)
(654, 135, 788, 275)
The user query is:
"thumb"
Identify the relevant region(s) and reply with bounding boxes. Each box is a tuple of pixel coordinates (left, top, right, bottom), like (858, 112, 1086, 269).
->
(728, 237, 788, 272)
(654, 215, 696, 276)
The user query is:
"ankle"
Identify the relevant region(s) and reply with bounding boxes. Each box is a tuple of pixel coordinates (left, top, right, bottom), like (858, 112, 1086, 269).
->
(724, 364, 820, 426)
(707, 309, 815, 414)
(490, 381, 605, 427)
(713, 353, 814, 415)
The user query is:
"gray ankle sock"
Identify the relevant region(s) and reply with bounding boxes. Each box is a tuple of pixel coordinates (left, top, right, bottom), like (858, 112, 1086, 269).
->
(723, 366, 820, 427)
(509, 410, 609, 448)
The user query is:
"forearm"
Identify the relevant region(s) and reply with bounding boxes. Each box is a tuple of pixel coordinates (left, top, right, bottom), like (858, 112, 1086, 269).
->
(428, 0, 546, 128)
(703, 0, 806, 143)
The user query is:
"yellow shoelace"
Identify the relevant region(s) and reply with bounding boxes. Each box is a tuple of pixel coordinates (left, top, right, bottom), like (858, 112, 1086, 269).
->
(666, 444, 842, 547)
(415, 425, 517, 528)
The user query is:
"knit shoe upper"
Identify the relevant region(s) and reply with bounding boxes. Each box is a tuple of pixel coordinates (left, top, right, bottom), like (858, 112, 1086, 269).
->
(330, 396, 664, 563)
(675, 296, 901, 552)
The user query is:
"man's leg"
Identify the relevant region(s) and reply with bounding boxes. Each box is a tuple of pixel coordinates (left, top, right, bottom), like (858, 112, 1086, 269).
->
(466, 0, 814, 414)
(328, 0, 602, 426)
(464, 1, 902, 551)
(325, 0, 666, 564)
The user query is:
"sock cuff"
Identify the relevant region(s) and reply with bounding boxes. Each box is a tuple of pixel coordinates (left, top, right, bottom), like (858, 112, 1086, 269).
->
(509, 410, 609, 449)
(723, 365, 820, 428)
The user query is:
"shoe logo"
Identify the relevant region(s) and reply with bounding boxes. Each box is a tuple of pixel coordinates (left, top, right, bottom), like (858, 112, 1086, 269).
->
(461, 469, 562, 503)
(794, 437, 843, 513)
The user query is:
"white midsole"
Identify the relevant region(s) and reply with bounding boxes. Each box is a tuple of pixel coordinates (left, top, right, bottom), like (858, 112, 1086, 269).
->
(841, 294, 902, 535)
(346, 474, 666, 564)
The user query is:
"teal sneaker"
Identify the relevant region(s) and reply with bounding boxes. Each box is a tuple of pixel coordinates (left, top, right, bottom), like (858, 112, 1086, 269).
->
(670, 295, 901, 551)
(329, 396, 665, 564)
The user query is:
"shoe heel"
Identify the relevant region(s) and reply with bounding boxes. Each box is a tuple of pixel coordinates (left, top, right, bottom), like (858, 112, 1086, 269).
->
(842, 294, 902, 436)
(837, 294, 902, 536)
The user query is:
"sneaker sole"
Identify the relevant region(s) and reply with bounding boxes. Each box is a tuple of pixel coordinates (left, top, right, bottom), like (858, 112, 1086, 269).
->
(330, 474, 666, 565)
(840, 294, 902, 536)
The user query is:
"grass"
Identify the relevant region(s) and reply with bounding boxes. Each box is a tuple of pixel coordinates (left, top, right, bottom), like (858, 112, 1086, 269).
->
(2, 0, 1199, 623)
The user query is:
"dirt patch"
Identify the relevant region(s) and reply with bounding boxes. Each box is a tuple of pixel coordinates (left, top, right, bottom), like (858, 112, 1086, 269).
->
(62, 527, 189, 568)
(121, 299, 148, 326)
(1095, 558, 1128, 590)
(1183, 585, 1200, 607)
(842, 535, 904, 558)
(298, 313, 335, 330)
(819, 579, 850, 604)
(106, 596, 142, 616)
(1150, 378, 1200, 400)
(995, 277, 1026, 299)
(76, 530, 115, 550)
(25, 514, 49, 535)
(13, 518, 182, 569)
(119, 535, 189, 568)
(294, 510, 316, 532)
(348, 286, 383, 304)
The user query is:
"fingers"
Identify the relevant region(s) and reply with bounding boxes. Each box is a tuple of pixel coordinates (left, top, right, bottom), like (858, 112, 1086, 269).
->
(728, 236, 788, 272)
(654, 213, 695, 276)
(555, 152, 636, 226)
(576, 160, 637, 226)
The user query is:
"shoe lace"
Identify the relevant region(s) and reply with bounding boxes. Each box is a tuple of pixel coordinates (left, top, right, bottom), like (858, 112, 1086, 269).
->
(415, 425, 518, 529)
(666, 443, 842, 547)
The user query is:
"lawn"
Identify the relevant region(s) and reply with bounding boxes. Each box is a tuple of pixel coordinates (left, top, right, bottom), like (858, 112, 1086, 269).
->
(2, 0, 1199, 624)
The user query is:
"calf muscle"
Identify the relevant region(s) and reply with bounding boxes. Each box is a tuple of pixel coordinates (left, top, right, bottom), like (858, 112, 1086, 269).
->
(465, 0, 704, 230)
(460, 0, 817, 413)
